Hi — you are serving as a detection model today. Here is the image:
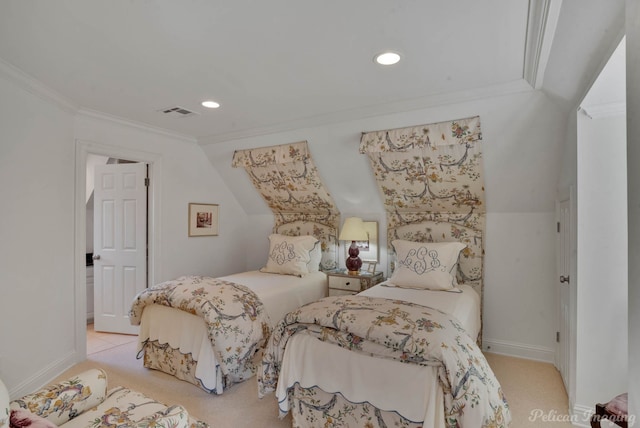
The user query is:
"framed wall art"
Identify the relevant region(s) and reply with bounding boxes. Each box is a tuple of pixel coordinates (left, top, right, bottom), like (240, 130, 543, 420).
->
(188, 203, 219, 236)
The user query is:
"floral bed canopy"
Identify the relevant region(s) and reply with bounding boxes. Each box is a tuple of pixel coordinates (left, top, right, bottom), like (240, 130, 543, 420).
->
(359, 116, 486, 292)
(232, 141, 340, 268)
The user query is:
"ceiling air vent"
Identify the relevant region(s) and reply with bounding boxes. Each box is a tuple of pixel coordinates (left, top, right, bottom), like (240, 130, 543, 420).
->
(159, 106, 199, 118)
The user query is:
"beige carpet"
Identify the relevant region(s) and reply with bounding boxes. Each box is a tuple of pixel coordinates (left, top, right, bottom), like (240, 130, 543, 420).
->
(53, 339, 574, 427)
(485, 353, 574, 427)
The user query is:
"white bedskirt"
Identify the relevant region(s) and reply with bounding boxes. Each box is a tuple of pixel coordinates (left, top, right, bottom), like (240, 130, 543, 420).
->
(275, 282, 481, 425)
(136, 270, 327, 393)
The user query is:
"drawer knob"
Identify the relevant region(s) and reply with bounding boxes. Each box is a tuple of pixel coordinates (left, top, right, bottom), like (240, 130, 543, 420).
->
(345, 282, 350, 285)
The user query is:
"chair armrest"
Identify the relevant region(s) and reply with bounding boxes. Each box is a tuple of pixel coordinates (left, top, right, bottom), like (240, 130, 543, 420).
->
(10, 369, 108, 426)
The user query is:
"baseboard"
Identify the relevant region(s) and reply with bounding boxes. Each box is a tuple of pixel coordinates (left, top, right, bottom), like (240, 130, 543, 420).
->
(570, 403, 595, 427)
(482, 338, 555, 363)
(8, 351, 78, 399)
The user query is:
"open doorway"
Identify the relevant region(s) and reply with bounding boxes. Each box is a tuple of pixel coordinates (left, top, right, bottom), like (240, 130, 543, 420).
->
(74, 140, 161, 360)
(86, 322, 138, 355)
(86, 157, 148, 352)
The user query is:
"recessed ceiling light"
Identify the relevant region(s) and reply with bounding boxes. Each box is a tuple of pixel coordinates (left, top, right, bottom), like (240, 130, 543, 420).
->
(202, 100, 220, 109)
(374, 51, 401, 66)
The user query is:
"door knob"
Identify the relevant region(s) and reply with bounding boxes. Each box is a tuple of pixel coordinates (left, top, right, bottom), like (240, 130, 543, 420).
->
(559, 275, 569, 284)
(92, 254, 101, 261)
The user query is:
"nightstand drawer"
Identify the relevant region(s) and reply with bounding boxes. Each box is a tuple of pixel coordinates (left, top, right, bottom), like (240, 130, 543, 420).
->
(328, 288, 357, 297)
(328, 276, 361, 292)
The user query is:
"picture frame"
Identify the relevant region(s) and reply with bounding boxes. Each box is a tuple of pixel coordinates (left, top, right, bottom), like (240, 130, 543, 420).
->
(364, 261, 377, 274)
(344, 221, 379, 262)
(188, 203, 219, 236)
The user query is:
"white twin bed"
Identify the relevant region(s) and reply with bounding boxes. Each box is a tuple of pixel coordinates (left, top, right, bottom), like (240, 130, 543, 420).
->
(257, 220, 511, 428)
(135, 270, 327, 393)
(130, 220, 338, 394)
(131, 218, 509, 427)
(273, 282, 482, 426)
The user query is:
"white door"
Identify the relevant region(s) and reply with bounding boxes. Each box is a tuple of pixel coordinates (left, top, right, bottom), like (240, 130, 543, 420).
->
(93, 162, 147, 334)
(557, 198, 571, 389)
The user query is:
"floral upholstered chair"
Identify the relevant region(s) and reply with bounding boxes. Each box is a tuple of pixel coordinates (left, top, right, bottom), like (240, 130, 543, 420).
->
(1, 369, 207, 428)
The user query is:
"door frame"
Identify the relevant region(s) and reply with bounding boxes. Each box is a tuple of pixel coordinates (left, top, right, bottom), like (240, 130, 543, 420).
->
(73, 139, 162, 362)
(555, 185, 577, 408)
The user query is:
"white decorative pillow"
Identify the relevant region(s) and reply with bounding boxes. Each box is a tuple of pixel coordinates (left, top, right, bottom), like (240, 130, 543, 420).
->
(307, 242, 322, 272)
(389, 240, 466, 291)
(260, 234, 319, 277)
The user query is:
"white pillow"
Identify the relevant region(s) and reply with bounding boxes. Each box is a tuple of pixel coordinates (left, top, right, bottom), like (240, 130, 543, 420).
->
(260, 234, 319, 277)
(389, 240, 466, 291)
(307, 242, 322, 272)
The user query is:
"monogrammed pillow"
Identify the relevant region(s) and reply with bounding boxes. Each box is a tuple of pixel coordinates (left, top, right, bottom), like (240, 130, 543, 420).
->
(260, 234, 319, 277)
(389, 240, 466, 291)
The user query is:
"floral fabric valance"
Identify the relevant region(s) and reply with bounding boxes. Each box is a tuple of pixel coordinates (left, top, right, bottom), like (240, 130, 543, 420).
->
(232, 141, 339, 226)
(231, 140, 311, 169)
(232, 142, 340, 268)
(359, 116, 484, 227)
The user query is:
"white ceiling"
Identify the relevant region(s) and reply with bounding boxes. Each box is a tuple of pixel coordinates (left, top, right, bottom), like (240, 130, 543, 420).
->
(0, 1, 625, 143)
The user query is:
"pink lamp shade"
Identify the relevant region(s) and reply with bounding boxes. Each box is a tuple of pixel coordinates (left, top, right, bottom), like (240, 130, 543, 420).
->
(338, 217, 368, 275)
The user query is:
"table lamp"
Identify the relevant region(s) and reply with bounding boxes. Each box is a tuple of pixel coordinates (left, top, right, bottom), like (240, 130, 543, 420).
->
(338, 217, 368, 275)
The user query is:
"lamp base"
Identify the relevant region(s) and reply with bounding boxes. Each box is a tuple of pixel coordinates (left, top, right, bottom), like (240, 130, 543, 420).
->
(345, 241, 362, 274)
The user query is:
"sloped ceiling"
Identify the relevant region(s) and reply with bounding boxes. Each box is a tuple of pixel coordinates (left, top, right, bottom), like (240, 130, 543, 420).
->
(542, 0, 625, 109)
(580, 37, 626, 117)
(0, 0, 576, 143)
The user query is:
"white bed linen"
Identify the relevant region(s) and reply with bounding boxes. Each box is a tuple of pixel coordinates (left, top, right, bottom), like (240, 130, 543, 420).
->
(137, 270, 327, 392)
(275, 282, 480, 425)
(361, 282, 481, 340)
(218, 270, 328, 328)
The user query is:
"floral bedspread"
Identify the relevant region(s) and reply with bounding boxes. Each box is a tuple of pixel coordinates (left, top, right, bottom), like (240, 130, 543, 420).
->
(130, 275, 271, 386)
(258, 295, 511, 428)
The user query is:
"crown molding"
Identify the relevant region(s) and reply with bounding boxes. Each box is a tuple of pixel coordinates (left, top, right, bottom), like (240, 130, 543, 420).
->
(0, 58, 196, 144)
(0, 57, 78, 114)
(77, 108, 198, 144)
(523, 0, 563, 89)
(580, 102, 626, 119)
(198, 79, 534, 145)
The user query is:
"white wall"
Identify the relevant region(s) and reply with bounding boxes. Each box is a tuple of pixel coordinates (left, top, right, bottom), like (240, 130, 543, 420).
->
(575, 112, 628, 411)
(0, 67, 76, 394)
(203, 88, 567, 361)
(626, 0, 640, 420)
(0, 70, 250, 397)
(483, 212, 558, 360)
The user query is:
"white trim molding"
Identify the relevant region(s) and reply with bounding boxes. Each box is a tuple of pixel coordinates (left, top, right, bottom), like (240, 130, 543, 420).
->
(570, 403, 596, 428)
(0, 57, 78, 114)
(78, 108, 197, 144)
(8, 352, 76, 399)
(199, 79, 533, 145)
(580, 102, 626, 119)
(483, 338, 555, 363)
(523, 0, 563, 89)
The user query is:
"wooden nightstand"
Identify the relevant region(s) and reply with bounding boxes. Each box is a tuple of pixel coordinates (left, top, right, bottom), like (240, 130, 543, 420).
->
(326, 269, 385, 296)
